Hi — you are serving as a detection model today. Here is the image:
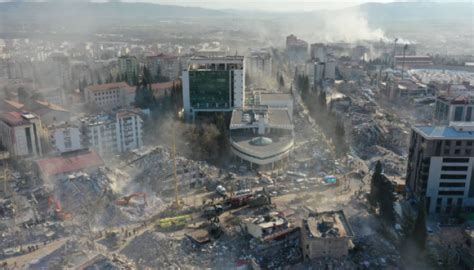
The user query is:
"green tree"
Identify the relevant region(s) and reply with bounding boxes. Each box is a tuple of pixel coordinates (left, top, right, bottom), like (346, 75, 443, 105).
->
(17, 87, 29, 104)
(143, 66, 151, 85)
(319, 90, 326, 108)
(279, 74, 285, 87)
(379, 176, 396, 225)
(134, 83, 156, 109)
(412, 198, 427, 250)
(368, 161, 383, 208)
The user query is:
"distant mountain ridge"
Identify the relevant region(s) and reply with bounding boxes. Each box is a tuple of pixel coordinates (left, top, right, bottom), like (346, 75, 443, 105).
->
(0, 1, 471, 25)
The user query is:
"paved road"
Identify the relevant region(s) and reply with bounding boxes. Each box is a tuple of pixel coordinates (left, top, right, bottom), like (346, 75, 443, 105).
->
(0, 237, 70, 268)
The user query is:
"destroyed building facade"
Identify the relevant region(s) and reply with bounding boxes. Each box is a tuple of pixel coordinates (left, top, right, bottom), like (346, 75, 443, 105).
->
(301, 210, 354, 260)
(80, 108, 144, 157)
(0, 111, 44, 157)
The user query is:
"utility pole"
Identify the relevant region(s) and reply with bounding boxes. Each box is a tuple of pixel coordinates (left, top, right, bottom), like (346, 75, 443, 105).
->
(391, 38, 398, 69)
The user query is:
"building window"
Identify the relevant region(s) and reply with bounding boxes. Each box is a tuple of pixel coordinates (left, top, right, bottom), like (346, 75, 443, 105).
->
(454, 149, 461, 155)
(438, 190, 464, 196)
(445, 140, 451, 146)
(454, 107, 464, 121)
(443, 157, 469, 163)
(466, 149, 472, 155)
(467, 141, 473, 146)
(444, 149, 450, 155)
(456, 141, 462, 146)
(442, 166, 468, 171)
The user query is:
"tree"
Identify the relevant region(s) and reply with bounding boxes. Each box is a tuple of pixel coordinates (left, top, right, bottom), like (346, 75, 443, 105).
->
(379, 176, 396, 225)
(17, 87, 29, 104)
(412, 198, 427, 250)
(81, 77, 88, 92)
(143, 66, 151, 85)
(318, 89, 327, 108)
(134, 82, 156, 109)
(106, 73, 114, 84)
(368, 161, 383, 208)
(279, 74, 285, 87)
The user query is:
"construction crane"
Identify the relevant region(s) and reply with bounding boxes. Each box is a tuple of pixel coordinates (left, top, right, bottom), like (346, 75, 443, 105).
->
(114, 192, 148, 206)
(48, 196, 73, 221)
(171, 126, 182, 209)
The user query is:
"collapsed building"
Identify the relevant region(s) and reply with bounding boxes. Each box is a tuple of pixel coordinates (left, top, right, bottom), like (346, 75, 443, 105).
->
(301, 210, 354, 260)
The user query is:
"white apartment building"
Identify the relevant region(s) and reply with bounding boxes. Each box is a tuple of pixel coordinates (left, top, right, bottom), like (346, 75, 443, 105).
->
(49, 123, 82, 153)
(182, 56, 245, 120)
(84, 82, 135, 111)
(80, 108, 143, 157)
(0, 111, 43, 157)
(407, 122, 474, 214)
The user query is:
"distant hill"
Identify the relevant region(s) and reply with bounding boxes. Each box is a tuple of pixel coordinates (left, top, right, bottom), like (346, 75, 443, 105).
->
(0, 2, 226, 23)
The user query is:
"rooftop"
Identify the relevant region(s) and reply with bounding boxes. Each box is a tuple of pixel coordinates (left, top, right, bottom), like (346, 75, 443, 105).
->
(0, 111, 38, 126)
(36, 150, 104, 178)
(85, 82, 130, 92)
(34, 100, 69, 112)
(230, 108, 292, 129)
(304, 210, 354, 239)
(413, 122, 474, 140)
(437, 93, 474, 105)
(259, 93, 292, 103)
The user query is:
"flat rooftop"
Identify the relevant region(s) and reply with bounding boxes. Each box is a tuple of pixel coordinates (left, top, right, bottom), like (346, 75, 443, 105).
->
(230, 108, 292, 129)
(413, 122, 474, 140)
(304, 210, 354, 239)
(260, 93, 292, 103)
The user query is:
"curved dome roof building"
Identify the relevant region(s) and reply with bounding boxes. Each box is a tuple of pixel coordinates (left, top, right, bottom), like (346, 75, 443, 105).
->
(229, 106, 294, 170)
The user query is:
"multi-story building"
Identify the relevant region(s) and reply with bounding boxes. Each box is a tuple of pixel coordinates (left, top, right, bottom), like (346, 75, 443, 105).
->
(286, 35, 308, 62)
(116, 109, 143, 153)
(434, 93, 474, 124)
(229, 107, 294, 170)
(84, 82, 135, 111)
(118, 55, 140, 84)
(310, 43, 326, 62)
(49, 123, 82, 153)
(80, 108, 143, 157)
(406, 122, 474, 214)
(301, 210, 354, 260)
(246, 91, 294, 119)
(146, 54, 181, 81)
(0, 111, 43, 157)
(247, 49, 272, 77)
(182, 56, 245, 119)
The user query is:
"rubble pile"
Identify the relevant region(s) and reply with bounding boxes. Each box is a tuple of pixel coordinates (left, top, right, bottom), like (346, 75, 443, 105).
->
(120, 231, 201, 268)
(126, 147, 219, 196)
(359, 146, 407, 176)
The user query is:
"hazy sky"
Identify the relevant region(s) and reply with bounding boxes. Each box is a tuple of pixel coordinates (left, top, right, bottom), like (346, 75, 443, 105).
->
(119, 0, 466, 12)
(127, 0, 393, 11)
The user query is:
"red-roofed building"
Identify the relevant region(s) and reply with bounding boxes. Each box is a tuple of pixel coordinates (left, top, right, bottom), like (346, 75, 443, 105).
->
(30, 100, 71, 125)
(84, 82, 135, 111)
(0, 111, 44, 157)
(36, 149, 104, 180)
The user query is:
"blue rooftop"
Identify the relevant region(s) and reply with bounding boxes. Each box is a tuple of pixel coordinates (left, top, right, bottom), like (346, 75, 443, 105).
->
(414, 125, 474, 140)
